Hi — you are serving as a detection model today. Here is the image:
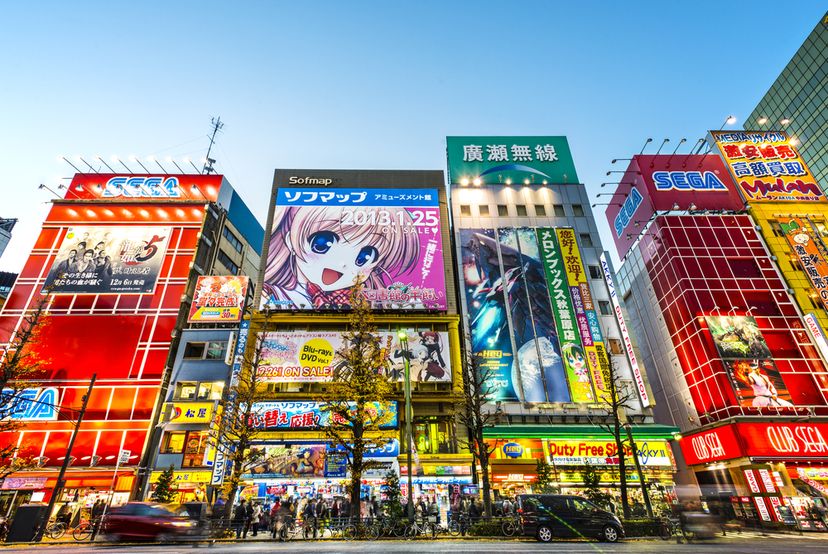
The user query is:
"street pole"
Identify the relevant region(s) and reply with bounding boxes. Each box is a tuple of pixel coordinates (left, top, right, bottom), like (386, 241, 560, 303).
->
(35, 374, 96, 541)
(398, 332, 414, 523)
(624, 423, 653, 518)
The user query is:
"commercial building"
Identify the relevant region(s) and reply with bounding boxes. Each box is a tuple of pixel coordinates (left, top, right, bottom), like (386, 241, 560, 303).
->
(228, 169, 464, 516)
(608, 134, 828, 530)
(447, 136, 676, 509)
(0, 218, 16, 260)
(0, 173, 262, 521)
(745, 13, 828, 187)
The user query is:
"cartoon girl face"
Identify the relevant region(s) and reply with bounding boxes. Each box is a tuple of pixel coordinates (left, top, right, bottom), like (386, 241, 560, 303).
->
(793, 232, 810, 245)
(565, 346, 586, 373)
(294, 229, 381, 292)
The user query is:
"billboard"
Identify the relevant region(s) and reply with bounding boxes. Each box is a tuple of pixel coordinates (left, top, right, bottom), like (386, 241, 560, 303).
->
(779, 218, 828, 311)
(545, 438, 673, 467)
(261, 188, 446, 311)
(447, 136, 579, 185)
(63, 173, 223, 202)
(188, 276, 249, 323)
(711, 131, 826, 202)
(249, 401, 398, 430)
(247, 444, 327, 478)
(705, 315, 772, 359)
(257, 330, 451, 383)
(42, 226, 170, 294)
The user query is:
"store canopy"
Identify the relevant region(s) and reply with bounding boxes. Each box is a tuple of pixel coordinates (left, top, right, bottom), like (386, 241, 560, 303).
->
(483, 423, 680, 441)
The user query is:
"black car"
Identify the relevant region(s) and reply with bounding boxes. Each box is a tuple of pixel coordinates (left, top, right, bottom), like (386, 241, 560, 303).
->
(516, 494, 624, 543)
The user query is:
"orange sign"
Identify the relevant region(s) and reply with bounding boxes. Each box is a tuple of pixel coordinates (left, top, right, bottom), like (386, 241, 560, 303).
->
(780, 218, 828, 310)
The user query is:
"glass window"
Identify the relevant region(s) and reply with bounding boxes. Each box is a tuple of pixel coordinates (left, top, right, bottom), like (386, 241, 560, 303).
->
(175, 382, 198, 400)
(478, 205, 490, 216)
(588, 265, 601, 279)
(182, 431, 208, 467)
(572, 204, 585, 217)
(197, 381, 224, 400)
(412, 417, 454, 454)
(541, 496, 567, 511)
(516, 205, 528, 217)
(579, 233, 593, 247)
(217, 250, 239, 274)
(608, 338, 623, 355)
(553, 204, 565, 217)
(205, 341, 226, 360)
(222, 227, 243, 253)
(599, 301, 612, 316)
(183, 342, 206, 359)
(567, 497, 597, 513)
(497, 205, 509, 216)
(460, 205, 472, 216)
(535, 205, 546, 216)
(161, 431, 186, 454)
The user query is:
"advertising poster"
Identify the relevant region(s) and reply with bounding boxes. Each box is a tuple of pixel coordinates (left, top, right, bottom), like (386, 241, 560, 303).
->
(779, 218, 828, 311)
(711, 131, 826, 203)
(545, 438, 673, 467)
(249, 401, 398, 430)
(261, 188, 446, 311)
(459, 228, 518, 401)
(723, 359, 793, 408)
(256, 330, 451, 383)
(247, 444, 326, 478)
(705, 315, 772, 359)
(43, 226, 170, 294)
(188, 276, 249, 323)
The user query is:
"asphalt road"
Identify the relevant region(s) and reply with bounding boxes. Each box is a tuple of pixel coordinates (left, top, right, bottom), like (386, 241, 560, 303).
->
(6, 534, 828, 554)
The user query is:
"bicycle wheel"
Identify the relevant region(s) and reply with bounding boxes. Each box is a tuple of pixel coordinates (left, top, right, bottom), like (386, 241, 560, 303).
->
(659, 521, 671, 540)
(342, 523, 357, 540)
(73, 524, 93, 542)
(367, 523, 381, 541)
(424, 522, 437, 539)
(448, 520, 462, 537)
(502, 519, 517, 537)
(47, 523, 66, 539)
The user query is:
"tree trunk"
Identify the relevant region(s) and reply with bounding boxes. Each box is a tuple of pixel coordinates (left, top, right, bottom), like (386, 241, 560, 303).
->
(350, 421, 364, 522)
(476, 429, 492, 517)
(613, 420, 630, 519)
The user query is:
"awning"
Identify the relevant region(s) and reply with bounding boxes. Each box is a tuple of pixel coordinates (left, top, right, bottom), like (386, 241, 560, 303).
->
(483, 423, 681, 441)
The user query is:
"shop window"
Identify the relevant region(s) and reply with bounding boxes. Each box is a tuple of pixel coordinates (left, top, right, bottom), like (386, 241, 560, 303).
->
(599, 301, 612, 316)
(183, 342, 206, 359)
(588, 265, 601, 279)
(579, 233, 593, 247)
(182, 431, 209, 467)
(516, 205, 528, 217)
(479, 205, 490, 216)
(535, 205, 546, 216)
(161, 432, 186, 454)
(175, 382, 198, 400)
(572, 204, 585, 217)
(205, 341, 227, 360)
(460, 205, 471, 216)
(608, 338, 624, 355)
(553, 204, 565, 217)
(497, 205, 509, 216)
(198, 382, 224, 400)
(412, 417, 454, 454)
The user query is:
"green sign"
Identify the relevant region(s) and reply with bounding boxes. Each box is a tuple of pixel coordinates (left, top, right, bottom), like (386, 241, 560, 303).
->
(536, 228, 594, 403)
(446, 136, 579, 186)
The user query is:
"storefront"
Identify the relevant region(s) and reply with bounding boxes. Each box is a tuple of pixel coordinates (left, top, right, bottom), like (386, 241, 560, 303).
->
(148, 469, 211, 503)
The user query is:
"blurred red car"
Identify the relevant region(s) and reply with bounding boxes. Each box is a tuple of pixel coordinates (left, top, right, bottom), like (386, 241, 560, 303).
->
(102, 502, 200, 541)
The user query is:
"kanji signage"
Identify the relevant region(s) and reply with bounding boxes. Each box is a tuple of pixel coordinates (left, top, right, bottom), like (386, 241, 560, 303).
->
(188, 276, 249, 323)
(711, 131, 825, 202)
(780, 218, 828, 311)
(249, 401, 398, 430)
(166, 402, 214, 424)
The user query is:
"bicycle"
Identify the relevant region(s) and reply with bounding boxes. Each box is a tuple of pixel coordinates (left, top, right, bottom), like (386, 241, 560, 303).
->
(45, 520, 67, 540)
(343, 518, 381, 541)
(277, 517, 305, 541)
(72, 517, 100, 541)
(659, 515, 681, 540)
(501, 514, 523, 537)
(405, 516, 436, 539)
(448, 513, 470, 537)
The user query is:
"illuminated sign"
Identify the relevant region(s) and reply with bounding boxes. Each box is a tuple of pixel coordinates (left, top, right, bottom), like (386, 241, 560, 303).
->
(150, 470, 212, 484)
(65, 173, 222, 202)
(166, 402, 214, 424)
(744, 469, 762, 493)
(711, 130, 825, 202)
(502, 442, 524, 458)
(680, 425, 742, 465)
(545, 438, 673, 467)
(780, 218, 828, 311)
(249, 401, 398, 430)
(682, 422, 828, 465)
(0, 388, 59, 421)
(102, 176, 181, 198)
(652, 171, 728, 191)
(188, 276, 249, 323)
(613, 188, 643, 237)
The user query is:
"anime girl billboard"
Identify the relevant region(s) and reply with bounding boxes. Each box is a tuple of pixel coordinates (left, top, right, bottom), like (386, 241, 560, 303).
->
(261, 188, 446, 311)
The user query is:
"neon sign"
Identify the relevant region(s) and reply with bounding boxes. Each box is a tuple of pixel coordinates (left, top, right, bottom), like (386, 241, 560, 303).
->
(0, 388, 59, 421)
(102, 176, 182, 198)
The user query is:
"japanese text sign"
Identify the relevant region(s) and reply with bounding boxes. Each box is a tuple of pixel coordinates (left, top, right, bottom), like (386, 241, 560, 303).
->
(780, 218, 828, 311)
(166, 402, 214, 424)
(249, 401, 398, 430)
(188, 276, 249, 323)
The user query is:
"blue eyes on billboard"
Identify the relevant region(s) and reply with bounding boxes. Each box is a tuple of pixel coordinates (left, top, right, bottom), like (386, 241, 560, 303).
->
(309, 231, 337, 254)
(356, 246, 378, 267)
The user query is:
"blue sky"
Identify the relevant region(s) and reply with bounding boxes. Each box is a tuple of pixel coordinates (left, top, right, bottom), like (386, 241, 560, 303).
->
(1, 1, 823, 271)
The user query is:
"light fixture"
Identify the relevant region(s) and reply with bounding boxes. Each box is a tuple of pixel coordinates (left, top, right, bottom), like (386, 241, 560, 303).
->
(460, 177, 470, 186)
(726, 115, 737, 125)
(523, 178, 530, 185)
(505, 178, 512, 185)
(781, 118, 791, 125)
(472, 177, 482, 186)
(757, 117, 768, 125)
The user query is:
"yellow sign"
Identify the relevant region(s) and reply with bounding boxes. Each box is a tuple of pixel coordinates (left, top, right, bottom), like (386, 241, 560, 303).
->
(166, 402, 214, 424)
(545, 438, 674, 467)
(150, 470, 212, 484)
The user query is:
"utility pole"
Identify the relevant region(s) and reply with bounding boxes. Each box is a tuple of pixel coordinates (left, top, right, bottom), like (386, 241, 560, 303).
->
(35, 374, 96, 541)
(202, 116, 224, 174)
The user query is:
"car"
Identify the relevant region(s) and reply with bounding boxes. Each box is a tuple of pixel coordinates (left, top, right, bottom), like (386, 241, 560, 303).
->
(516, 494, 625, 543)
(101, 502, 201, 542)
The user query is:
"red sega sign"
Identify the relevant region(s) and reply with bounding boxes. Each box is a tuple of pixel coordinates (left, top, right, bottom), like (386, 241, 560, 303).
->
(679, 425, 743, 465)
(64, 173, 223, 202)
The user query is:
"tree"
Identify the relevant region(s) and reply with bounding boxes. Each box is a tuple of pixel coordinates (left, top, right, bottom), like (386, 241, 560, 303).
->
(0, 294, 50, 476)
(595, 356, 637, 519)
(151, 465, 178, 503)
(382, 468, 403, 520)
(318, 282, 395, 521)
(534, 459, 557, 494)
(211, 323, 271, 522)
(581, 463, 612, 511)
(457, 347, 499, 517)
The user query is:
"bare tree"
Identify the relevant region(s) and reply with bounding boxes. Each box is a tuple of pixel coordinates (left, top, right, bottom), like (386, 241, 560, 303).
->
(0, 295, 50, 476)
(318, 282, 395, 521)
(457, 348, 500, 517)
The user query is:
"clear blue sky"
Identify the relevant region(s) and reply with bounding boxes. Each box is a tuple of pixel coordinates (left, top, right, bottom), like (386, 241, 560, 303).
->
(1, 1, 823, 271)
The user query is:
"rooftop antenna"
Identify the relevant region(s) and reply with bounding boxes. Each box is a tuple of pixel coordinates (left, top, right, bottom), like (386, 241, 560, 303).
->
(202, 116, 224, 174)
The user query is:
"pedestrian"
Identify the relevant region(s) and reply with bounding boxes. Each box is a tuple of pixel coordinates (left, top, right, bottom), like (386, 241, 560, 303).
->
(251, 502, 262, 537)
(502, 497, 513, 516)
(303, 497, 318, 538)
(90, 499, 105, 540)
(469, 499, 481, 523)
(428, 497, 439, 524)
(233, 499, 247, 539)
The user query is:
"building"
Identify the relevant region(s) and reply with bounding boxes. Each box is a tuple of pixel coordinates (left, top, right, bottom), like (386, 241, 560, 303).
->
(608, 136, 828, 530)
(447, 136, 677, 509)
(0, 218, 16, 260)
(225, 169, 465, 515)
(745, 12, 828, 187)
(0, 173, 262, 521)
(0, 272, 16, 309)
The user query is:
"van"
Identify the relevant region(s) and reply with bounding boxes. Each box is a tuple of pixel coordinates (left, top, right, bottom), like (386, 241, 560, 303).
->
(516, 494, 625, 542)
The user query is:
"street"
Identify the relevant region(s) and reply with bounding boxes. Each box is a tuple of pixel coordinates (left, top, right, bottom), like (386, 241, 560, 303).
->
(5, 534, 828, 554)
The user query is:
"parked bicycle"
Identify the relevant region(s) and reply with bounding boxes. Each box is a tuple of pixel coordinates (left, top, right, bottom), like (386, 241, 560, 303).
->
(448, 513, 471, 537)
(501, 514, 523, 537)
(277, 516, 305, 541)
(343, 518, 380, 541)
(44, 520, 67, 540)
(405, 516, 436, 539)
(659, 515, 682, 540)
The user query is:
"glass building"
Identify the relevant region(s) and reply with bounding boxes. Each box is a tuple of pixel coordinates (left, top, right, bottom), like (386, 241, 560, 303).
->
(745, 13, 828, 186)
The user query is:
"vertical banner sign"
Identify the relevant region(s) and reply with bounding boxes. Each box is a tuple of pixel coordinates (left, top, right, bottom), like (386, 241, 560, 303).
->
(555, 228, 600, 401)
(803, 313, 828, 365)
(537, 229, 592, 402)
(600, 254, 650, 407)
(780, 218, 828, 310)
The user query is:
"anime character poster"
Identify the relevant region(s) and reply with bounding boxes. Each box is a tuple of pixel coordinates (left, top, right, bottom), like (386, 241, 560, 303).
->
(705, 316, 772, 359)
(261, 188, 446, 311)
(459, 228, 518, 401)
(247, 444, 326, 478)
(187, 275, 249, 322)
(43, 226, 170, 294)
(724, 359, 793, 408)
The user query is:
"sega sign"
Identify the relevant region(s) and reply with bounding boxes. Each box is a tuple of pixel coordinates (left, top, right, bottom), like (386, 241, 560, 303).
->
(0, 388, 59, 421)
(652, 171, 728, 191)
(613, 187, 643, 238)
(102, 176, 182, 198)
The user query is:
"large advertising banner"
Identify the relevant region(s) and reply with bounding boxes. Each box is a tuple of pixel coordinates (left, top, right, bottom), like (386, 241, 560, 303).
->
(43, 226, 170, 294)
(459, 228, 518, 401)
(188, 276, 249, 323)
(779, 218, 828, 311)
(711, 131, 826, 202)
(249, 401, 398, 430)
(545, 438, 674, 467)
(705, 315, 772, 359)
(247, 444, 327, 478)
(261, 188, 446, 311)
(256, 330, 451, 383)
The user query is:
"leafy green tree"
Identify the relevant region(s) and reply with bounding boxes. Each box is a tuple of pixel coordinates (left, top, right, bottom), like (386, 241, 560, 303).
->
(151, 465, 178, 503)
(534, 459, 557, 494)
(383, 468, 403, 519)
(582, 463, 612, 511)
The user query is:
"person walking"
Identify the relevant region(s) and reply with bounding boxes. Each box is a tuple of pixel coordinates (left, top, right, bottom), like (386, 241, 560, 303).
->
(250, 502, 262, 537)
(233, 499, 247, 539)
(303, 497, 318, 538)
(90, 499, 105, 540)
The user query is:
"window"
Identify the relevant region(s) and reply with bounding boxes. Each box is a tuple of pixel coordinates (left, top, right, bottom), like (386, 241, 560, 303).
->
(205, 341, 227, 360)
(175, 381, 198, 400)
(516, 205, 528, 217)
(497, 205, 509, 216)
(572, 204, 585, 217)
(588, 265, 601, 279)
(608, 338, 624, 355)
(183, 342, 206, 359)
(553, 204, 565, 217)
(161, 431, 186, 454)
(222, 227, 243, 253)
(197, 381, 224, 400)
(411, 417, 455, 454)
(217, 250, 239, 274)
(567, 497, 597, 514)
(599, 301, 612, 316)
(460, 205, 472, 216)
(182, 431, 209, 467)
(534, 205, 546, 216)
(478, 205, 490, 216)
(579, 233, 593, 247)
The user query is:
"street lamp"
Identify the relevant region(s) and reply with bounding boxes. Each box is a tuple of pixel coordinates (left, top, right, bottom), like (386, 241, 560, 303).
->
(398, 331, 415, 523)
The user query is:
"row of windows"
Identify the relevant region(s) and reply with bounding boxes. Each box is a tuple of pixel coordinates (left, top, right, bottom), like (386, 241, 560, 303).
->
(217, 250, 239, 274)
(160, 430, 209, 467)
(222, 227, 243, 254)
(173, 380, 224, 400)
(182, 341, 228, 361)
(459, 203, 586, 218)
